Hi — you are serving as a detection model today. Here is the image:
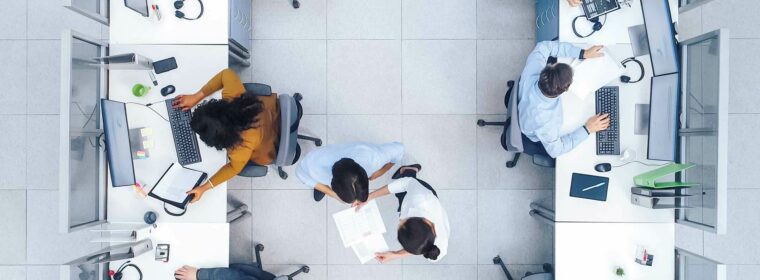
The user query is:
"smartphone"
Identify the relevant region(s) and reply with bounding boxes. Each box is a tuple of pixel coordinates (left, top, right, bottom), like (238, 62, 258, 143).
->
(152, 57, 178, 74)
(155, 244, 170, 262)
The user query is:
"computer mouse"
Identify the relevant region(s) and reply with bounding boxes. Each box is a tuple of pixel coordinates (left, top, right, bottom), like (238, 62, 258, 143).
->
(161, 85, 176, 96)
(594, 163, 612, 173)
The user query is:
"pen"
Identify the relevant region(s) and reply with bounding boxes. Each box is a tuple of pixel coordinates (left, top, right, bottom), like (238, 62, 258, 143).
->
(582, 182, 605, 192)
(152, 5, 162, 20)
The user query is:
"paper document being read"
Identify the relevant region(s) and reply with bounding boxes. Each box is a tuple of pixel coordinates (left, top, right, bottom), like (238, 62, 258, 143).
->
(567, 49, 625, 100)
(332, 200, 389, 263)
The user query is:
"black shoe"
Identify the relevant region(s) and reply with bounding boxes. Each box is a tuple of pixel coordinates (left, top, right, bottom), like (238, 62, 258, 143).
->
(292, 0, 300, 9)
(391, 164, 422, 179)
(313, 189, 325, 202)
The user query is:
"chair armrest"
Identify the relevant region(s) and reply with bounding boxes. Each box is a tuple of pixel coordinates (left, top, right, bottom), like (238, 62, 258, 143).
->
(243, 83, 273, 96)
(532, 154, 556, 168)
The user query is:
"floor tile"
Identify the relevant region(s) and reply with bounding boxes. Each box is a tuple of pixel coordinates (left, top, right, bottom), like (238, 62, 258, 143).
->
(252, 40, 327, 114)
(252, 0, 327, 39)
(0, 41, 27, 115)
(476, 40, 534, 114)
(26, 190, 101, 264)
(477, 264, 545, 280)
(728, 265, 760, 280)
(266, 264, 327, 280)
(0, 190, 26, 264)
(476, 115, 554, 190)
(404, 190, 477, 265)
(26, 266, 58, 280)
(477, 0, 536, 40)
(228, 176, 254, 190)
(327, 0, 401, 39)
(402, 40, 476, 114)
(0, 266, 25, 280)
(0, 0, 26, 39)
(402, 0, 476, 39)
(27, 0, 102, 40)
(327, 265, 402, 280)
(251, 115, 327, 189)
(250, 190, 327, 265)
(326, 194, 402, 265)
(477, 190, 553, 265)
(27, 40, 60, 114)
(327, 115, 403, 145)
(402, 115, 477, 189)
(327, 40, 402, 114)
(27, 115, 58, 189)
(403, 264, 477, 280)
(704, 189, 760, 264)
(702, 0, 760, 39)
(0, 115, 27, 188)
(727, 115, 760, 188)
(228, 190, 254, 264)
(727, 40, 760, 114)
(675, 223, 704, 256)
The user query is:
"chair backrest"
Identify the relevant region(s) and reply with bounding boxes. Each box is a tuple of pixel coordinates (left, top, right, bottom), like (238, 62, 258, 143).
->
(522, 273, 553, 280)
(505, 78, 524, 153)
(274, 94, 300, 166)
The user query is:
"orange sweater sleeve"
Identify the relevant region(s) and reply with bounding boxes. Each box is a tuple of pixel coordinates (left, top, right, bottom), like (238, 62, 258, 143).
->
(200, 68, 246, 100)
(209, 130, 262, 186)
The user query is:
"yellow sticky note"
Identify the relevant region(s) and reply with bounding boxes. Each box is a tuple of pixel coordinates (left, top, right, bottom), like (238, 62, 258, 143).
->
(140, 127, 153, 136)
(143, 140, 154, 149)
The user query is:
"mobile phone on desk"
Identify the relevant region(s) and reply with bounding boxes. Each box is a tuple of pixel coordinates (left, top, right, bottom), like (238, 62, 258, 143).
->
(153, 57, 178, 74)
(156, 244, 170, 262)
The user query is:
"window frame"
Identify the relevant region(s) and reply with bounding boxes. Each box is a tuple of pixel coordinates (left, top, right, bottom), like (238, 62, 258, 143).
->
(675, 247, 726, 280)
(63, 0, 110, 25)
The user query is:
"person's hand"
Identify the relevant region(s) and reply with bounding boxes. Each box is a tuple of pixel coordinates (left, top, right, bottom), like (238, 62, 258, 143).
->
(174, 265, 199, 280)
(172, 93, 204, 112)
(583, 45, 605, 59)
(352, 200, 367, 211)
(567, 0, 582, 7)
(186, 185, 210, 203)
(375, 251, 401, 264)
(585, 113, 610, 133)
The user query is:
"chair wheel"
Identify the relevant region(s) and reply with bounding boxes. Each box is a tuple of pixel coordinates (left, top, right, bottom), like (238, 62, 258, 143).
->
(292, 0, 300, 9)
(302, 266, 310, 273)
(542, 263, 553, 273)
(492, 256, 501, 265)
(278, 169, 288, 180)
(506, 161, 516, 168)
(294, 92, 302, 101)
(256, 244, 265, 251)
(507, 80, 515, 87)
(477, 119, 486, 127)
(315, 139, 323, 146)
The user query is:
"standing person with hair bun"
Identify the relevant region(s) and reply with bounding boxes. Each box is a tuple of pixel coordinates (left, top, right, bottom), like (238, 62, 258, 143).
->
(361, 165, 450, 263)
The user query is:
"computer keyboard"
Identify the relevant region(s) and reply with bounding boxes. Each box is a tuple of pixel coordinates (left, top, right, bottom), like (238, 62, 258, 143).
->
(595, 86, 620, 155)
(165, 99, 202, 165)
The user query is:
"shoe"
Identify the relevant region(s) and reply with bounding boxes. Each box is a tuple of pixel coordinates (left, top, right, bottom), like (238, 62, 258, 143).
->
(391, 164, 422, 179)
(292, 0, 300, 9)
(313, 188, 325, 202)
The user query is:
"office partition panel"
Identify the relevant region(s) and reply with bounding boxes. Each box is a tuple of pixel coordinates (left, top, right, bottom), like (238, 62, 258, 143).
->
(64, 0, 110, 25)
(675, 248, 726, 280)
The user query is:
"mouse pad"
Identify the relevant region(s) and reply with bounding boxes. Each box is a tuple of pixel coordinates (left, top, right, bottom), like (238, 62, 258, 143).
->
(570, 173, 609, 201)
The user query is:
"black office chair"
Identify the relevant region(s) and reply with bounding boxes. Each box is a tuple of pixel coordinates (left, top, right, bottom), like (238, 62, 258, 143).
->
(252, 244, 309, 280)
(237, 83, 322, 179)
(493, 255, 554, 280)
(476, 79, 555, 168)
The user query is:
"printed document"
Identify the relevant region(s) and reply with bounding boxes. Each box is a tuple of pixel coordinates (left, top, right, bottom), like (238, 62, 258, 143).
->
(332, 200, 389, 263)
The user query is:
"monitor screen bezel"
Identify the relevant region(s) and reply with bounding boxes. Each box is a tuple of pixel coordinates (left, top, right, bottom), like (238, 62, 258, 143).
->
(123, 0, 150, 17)
(640, 0, 680, 76)
(100, 99, 137, 187)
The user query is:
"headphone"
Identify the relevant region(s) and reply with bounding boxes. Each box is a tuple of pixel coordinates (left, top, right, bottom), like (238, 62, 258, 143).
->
(620, 57, 645, 83)
(110, 261, 143, 280)
(174, 0, 204, 20)
(572, 15, 606, 38)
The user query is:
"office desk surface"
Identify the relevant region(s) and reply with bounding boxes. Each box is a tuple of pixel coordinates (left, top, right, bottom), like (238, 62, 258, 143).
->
(558, 0, 679, 44)
(107, 44, 229, 223)
(110, 223, 229, 279)
(555, 44, 673, 223)
(110, 0, 229, 45)
(555, 222, 674, 280)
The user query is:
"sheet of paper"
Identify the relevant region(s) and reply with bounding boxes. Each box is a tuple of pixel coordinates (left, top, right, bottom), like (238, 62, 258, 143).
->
(332, 200, 386, 247)
(351, 233, 390, 264)
(150, 164, 204, 203)
(567, 50, 625, 99)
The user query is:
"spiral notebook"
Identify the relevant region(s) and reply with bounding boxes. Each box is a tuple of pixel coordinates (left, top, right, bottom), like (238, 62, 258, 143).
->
(148, 163, 207, 209)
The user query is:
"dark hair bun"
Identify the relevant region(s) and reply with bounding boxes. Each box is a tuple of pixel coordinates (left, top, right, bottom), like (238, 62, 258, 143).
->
(423, 245, 440, 260)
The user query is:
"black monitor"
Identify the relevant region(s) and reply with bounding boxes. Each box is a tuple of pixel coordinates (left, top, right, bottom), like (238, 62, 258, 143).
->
(647, 73, 680, 161)
(640, 0, 679, 76)
(124, 0, 149, 17)
(101, 99, 136, 187)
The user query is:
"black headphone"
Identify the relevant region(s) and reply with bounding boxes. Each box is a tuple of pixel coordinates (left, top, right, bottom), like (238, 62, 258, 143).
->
(620, 57, 645, 83)
(572, 15, 606, 38)
(174, 0, 204, 20)
(111, 261, 143, 280)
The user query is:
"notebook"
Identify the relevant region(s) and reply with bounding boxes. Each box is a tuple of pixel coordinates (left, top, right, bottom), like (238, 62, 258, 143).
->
(567, 50, 625, 100)
(148, 163, 207, 209)
(569, 173, 609, 201)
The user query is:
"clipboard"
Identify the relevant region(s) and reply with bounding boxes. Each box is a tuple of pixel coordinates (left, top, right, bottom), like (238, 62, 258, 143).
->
(148, 163, 208, 210)
(569, 173, 609, 201)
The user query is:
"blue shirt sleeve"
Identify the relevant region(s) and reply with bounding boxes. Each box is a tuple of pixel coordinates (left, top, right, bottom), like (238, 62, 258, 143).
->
(379, 142, 405, 164)
(534, 124, 589, 158)
(521, 41, 584, 84)
(295, 161, 319, 188)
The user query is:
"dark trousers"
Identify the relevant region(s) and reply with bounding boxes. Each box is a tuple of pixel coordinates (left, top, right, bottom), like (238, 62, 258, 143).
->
(197, 264, 275, 280)
(521, 134, 551, 158)
(394, 170, 438, 212)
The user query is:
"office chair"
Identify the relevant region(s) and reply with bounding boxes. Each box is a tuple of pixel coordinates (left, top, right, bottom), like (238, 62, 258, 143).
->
(476, 79, 555, 168)
(493, 255, 554, 280)
(253, 244, 310, 280)
(237, 83, 322, 179)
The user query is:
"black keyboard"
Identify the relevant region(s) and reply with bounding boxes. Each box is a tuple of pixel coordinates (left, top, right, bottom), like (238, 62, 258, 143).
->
(595, 86, 620, 155)
(165, 99, 202, 165)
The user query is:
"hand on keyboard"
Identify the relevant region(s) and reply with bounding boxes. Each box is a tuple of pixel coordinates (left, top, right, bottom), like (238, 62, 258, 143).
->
(585, 113, 610, 133)
(172, 93, 204, 112)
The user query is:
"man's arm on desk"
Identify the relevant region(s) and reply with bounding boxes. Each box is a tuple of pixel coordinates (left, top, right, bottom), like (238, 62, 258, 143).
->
(536, 113, 609, 158)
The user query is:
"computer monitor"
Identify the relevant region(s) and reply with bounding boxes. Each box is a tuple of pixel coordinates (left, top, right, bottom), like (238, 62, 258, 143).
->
(647, 73, 680, 161)
(101, 99, 136, 187)
(124, 0, 149, 17)
(640, 0, 679, 76)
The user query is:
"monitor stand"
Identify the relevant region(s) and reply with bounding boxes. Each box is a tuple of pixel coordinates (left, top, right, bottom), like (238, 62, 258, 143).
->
(635, 104, 649, 136)
(628, 24, 650, 57)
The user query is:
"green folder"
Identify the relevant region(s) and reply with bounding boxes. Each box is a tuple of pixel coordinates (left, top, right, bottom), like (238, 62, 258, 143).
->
(633, 163, 698, 189)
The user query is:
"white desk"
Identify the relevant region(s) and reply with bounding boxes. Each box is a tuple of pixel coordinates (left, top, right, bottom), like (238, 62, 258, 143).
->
(110, 223, 229, 279)
(558, 0, 679, 45)
(107, 44, 229, 223)
(555, 222, 674, 280)
(110, 0, 229, 45)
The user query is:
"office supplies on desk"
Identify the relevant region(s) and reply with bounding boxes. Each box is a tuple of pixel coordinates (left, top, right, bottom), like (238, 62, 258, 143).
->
(101, 99, 137, 187)
(174, 0, 205, 20)
(161, 85, 176, 96)
(596, 86, 620, 155)
(633, 163, 696, 189)
(129, 127, 153, 159)
(332, 200, 389, 263)
(94, 53, 154, 70)
(155, 244, 170, 262)
(111, 261, 144, 280)
(594, 163, 612, 172)
(620, 57, 645, 83)
(581, 0, 621, 20)
(124, 0, 150, 17)
(570, 173, 609, 201)
(151, 5, 162, 20)
(148, 163, 207, 209)
(152, 57, 178, 74)
(165, 99, 202, 165)
(568, 52, 624, 100)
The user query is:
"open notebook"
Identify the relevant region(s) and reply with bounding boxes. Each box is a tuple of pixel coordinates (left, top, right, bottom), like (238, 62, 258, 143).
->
(567, 49, 625, 100)
(148, 163, 207, 209)
(333, 200, 389, 263)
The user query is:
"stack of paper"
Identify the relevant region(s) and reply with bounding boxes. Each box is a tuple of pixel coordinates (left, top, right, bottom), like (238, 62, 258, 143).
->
(332, 200, 389, 263)
(567, 50, 625, 100)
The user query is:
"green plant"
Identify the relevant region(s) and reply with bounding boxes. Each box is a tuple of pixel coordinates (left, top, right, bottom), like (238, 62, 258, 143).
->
(616, 267, 625, 277)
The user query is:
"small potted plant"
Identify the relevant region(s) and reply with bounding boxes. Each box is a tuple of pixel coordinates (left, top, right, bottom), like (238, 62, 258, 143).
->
(615, 267, 625, 277)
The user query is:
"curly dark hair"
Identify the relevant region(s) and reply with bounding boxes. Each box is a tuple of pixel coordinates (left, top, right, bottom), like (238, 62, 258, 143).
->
(190, 94, 264, 150)
(538, 62, 574, 98)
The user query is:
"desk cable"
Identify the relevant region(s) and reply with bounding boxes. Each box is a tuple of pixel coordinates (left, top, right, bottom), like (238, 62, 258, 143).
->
(612, 161, 670, 168)
(125, 102, 169, 122)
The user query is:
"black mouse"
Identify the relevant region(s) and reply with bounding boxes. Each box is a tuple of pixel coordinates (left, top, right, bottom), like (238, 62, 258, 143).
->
(594, 163, 612, 173)
(161, 85, 176, 96)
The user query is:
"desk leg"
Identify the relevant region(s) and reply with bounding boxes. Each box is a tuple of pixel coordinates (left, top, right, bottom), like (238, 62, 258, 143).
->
(529, 202, 555, 226)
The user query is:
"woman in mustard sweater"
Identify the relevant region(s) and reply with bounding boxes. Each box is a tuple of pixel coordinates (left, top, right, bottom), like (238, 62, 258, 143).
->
(173, 68, 279, 203)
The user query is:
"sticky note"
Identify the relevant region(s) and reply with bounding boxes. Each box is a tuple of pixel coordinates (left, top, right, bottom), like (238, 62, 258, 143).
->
(143, 140, 154, 149)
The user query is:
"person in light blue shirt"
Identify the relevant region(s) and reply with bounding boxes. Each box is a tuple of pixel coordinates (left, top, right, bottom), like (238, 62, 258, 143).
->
(296, 142, 404, 204)
(518, 41, 610, 158)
